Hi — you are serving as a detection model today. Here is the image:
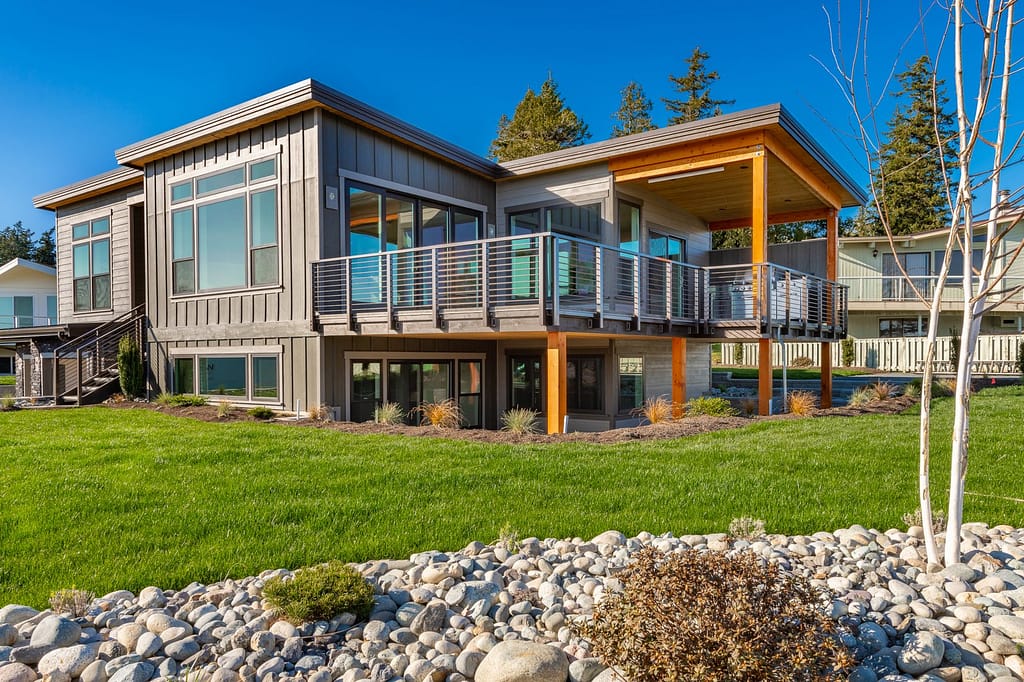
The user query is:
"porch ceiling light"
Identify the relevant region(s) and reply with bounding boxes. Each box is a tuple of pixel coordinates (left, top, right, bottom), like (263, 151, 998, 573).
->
(648, 166, 726, 183)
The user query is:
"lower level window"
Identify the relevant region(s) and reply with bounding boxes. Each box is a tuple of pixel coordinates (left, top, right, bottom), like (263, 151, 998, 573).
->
(879, 318, 925, 338)
(618, 356, 643, 413)
(350, 358, 482, 427)
(0, 356, 13, 374)
(173, 353, 279, 401)
(568, 356, 603, 411)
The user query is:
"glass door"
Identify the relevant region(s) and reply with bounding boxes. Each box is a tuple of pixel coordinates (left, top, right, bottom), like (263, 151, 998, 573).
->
(351, 361, 382, 422)
(388, 361, 451, 424)
(509, 356, 543, 412)
(348, 187, 384, 306)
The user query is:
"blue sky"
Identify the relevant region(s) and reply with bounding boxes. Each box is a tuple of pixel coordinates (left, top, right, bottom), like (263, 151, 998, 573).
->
(0, 1, 1003, 234)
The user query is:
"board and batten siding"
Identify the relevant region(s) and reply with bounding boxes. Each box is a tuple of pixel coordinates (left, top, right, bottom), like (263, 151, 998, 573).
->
(496, 165, 613, 241)
(55, 185, 142, 325)
(144, 110, 320, 333)
(616, 183, 712, 266)
(320, 112, 497, 259)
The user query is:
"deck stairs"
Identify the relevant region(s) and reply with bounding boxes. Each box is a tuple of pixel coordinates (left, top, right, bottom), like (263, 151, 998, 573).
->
(53, 305, 145, 406)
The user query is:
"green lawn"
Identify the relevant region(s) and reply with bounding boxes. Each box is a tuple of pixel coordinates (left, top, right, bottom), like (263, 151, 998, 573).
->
(0, 376, 14, 385)
(2, 388, 1022, 607)
(716, 367, 872, 380)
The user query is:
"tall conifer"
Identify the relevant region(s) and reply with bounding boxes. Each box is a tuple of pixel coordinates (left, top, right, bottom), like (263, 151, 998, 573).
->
(490, 76, 590, 161)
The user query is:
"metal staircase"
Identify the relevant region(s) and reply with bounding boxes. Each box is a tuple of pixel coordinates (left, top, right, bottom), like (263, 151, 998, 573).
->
(53, 305, 146, 405)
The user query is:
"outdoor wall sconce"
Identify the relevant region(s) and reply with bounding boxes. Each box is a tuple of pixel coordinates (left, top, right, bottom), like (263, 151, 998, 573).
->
(872, 248, 879, 258)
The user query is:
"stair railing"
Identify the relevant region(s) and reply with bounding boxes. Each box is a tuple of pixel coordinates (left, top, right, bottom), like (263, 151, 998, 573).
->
(53, 304, 146, 403)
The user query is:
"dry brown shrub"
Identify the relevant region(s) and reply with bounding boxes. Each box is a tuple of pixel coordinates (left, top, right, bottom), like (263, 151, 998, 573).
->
(415, 399, 462, 428)
(580, 548, 854, 682)
(791, 355, 814, 368)
(307, 404, 333, 422)
(738, 398, 758, 416)
(787, 390, 818, 415)
(870, 382, 897, 401)
(636, 396, 675, 424)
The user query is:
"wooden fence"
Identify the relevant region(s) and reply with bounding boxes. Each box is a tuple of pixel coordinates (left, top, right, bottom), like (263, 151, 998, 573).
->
(719, 334, 1024, 373)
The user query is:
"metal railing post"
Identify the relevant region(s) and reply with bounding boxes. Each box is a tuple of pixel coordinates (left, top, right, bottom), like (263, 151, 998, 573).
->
(664, 261, 672, 323)
(76, 348, 82, 404)
(480, 243, 489, 325)
(551, 237, 560, 325)
(594, 247, 603, 326)
(537, 236, 547, 326)
(632, 254, 640, 323)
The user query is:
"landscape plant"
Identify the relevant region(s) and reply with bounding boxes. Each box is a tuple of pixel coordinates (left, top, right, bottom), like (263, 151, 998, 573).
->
(155, 393, 207, 407)
(684, 396, 737, 417)
(637, 396, 674, 424)
(262, 560, 374, 624)
(415, 399, 462, 428)
(247, 406, 275, 420)
(500, 408, 539, 434)
(373, 402, 404, 426)
(1017, 339, 1023, 377)
(732, 342, 744, 365)
(0, 396, 17, 411)
(48, 587, 93, 618)
(307, 404, 333, 422)
(116, 334, 144, 399)
(727, 516, 766, 540)
(581, 548, 854, 681)
(216, 401, 232, 419)
(841, 337, 856, 367)
(791, 355, 814, 368)
(870, 382, 897, 401)
(787, 390, 817, 415)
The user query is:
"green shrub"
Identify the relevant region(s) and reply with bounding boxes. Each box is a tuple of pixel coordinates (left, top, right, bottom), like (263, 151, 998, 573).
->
(262, 560, 374, 624)
(1, 396, 18, 411)
(116, 335, 144, 398)
(373, 402, 404, 425)
(949, 328, 961, 367)
(216, 400, 232, 418)
(501, 407, 539, 434)
(1017, 340, 1023, 377)
(732, 342, 744, 365)
(248, 406, 275, 420)
(580, 548, 853, 681)
(156, 393, 207, 407)
(902, 382, 921, 399)
(840, 337, 856, 367)
(684, 396, 737, 417)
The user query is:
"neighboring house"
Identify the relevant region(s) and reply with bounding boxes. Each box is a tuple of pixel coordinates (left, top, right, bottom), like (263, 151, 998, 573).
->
(0, 258, 57, 394)
(5, 79, 863, 429)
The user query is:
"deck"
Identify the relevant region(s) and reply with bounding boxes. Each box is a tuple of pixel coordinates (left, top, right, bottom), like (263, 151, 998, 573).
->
(311, 233, 847, 340)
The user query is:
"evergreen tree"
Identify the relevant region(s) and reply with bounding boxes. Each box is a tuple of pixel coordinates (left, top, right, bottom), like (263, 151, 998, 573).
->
(30, 228, 56, 267)
(866, 56, 957, 235)
(490, 76, 590, 161)
(611, 81, 657, 137)
(0, 222, 35, 264)
(663, 47, 734, 124)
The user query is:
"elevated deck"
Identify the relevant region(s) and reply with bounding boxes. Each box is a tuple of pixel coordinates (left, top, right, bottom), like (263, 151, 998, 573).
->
(312, 233, 847, 340)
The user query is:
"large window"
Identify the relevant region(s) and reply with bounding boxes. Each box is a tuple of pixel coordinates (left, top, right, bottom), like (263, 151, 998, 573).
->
(567, 356, 603, 412)
(882, 252, 930, 300)
(349, 357, 483, 427)
(0, 296, 33, 329)
(173, 352, 279, 402)
(170, 157, 279, 295)
(879, 318, 925, 338)
(71, 216, 111, 312)
(347, 183, 481, 254)
(618, 356, 644, 414)
(509, 203, 602, 239)
(0, 356, 13, 375)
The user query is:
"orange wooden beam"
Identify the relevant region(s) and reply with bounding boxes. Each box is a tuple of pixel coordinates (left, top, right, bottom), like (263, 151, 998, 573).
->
(708, 208, 832, 232)
(821, 208, 838, 408)
(546, 331, 567, 434)
(764, 133, 844, 209)
(752, 151, 772, 416)
(759, 338, 772, 416)
(613, 149, 758, 183)
(608, 131, 765, 174)
(672, 338, 687, 416)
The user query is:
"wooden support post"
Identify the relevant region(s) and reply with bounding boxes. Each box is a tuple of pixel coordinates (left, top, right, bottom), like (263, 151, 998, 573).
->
(752, 149, 771, 416)
(759, 337, 772, 416)
(821, 208, 838, 408)
(546, 331, 567, 434)
(672, 338, 687, 417)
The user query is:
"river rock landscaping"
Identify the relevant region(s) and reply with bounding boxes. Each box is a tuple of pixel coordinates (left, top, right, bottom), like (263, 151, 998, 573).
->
(1, 524, 1023, 682)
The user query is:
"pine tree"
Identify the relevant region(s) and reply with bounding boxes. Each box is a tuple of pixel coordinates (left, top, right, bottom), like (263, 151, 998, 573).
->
(490, 76, 590, 162)
(0, 221, 35, 264)
(30, 228, 56, 267)
(663, 47, 734, 124)
(611, 82, 657, 137)
(866, 56, 957, 235)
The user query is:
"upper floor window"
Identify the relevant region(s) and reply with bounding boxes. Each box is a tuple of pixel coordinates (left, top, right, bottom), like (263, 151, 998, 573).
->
(71, 217, 111, 312)
(509, 203, 602, 239)
(170, 158, 279, 295)
(0, 296, 33, 329)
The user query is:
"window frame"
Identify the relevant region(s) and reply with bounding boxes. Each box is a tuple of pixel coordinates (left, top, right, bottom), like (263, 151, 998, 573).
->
(566, 354, 604, 413)
(70, 215, 112, 313)
(171, 350, 282, 403)
(168, 156, 281, 297)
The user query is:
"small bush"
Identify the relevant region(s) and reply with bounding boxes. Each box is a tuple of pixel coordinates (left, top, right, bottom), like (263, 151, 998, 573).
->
(841, 337, 856, 367)
(902, 507, 947, 535)
(738, 398, 758, 416)
(216, 400, 232, 418)
(0, 396, 18, 411)
(949, 328, 961, 367)
(581, 548, 854, 681)
(933, 378, 957, 397)
(307, 404, 333, 422)
(902, 381, 921, 399)
(373, 402, 404, 425)
(787, 390, 817, 415)
(495, 523, 522, 553)
(49, 587, 94, 618)
(732, 342, 744, 365)
(415, 398, 461, 428)
(728, 516, 766, 540)
(684, 396, 737, 417)
(155, 393, 207, 407)
(117, 334, 144, 398)
(262, 560, 374, 624)
(248, 406, 275, 420)
(847, 387, 874, 406)
(636, 396, 675, 424)
(1017, 340, 1024, 377)
(870, 382, 896, 401)
(711, 345, 722, 365)
(791, 355, 814, 368)
(501, 407, 539, 434)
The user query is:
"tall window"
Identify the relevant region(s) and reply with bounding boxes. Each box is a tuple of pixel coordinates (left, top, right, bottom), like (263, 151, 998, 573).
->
(882, 253, 930, 300)
(170, 157, 279, 295)
(347, 183, 481, 253)
(71, 216, 111, 311)
(0, 296, 34, 329)
(617, 201, 641, 296)
(509, 203, 602, 239)
(567, 356, 603, 411)
(618, 356, 644, 413)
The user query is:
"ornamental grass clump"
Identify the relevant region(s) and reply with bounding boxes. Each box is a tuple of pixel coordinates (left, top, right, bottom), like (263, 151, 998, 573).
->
(581, 548, 854, 682)
(49, 587, 94, 618)
(373, 402, 404, 425)
(791, 355, 814, 368)
(500, 407, 539, 434)
(683, 396, 736, 417)
(636, 396, 675, 424)
(262, 560, 374, 625)
(787, 390, 817, 415)
(415, 398, 462, 428)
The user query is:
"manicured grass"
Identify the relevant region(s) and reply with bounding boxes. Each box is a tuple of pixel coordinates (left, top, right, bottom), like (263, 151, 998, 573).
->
(717, 366, 872, 380)
(0, 376, 14, 385)
(2, 388, 1023, 607)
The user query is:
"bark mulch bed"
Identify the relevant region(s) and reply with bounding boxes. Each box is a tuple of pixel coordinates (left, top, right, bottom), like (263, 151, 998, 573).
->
(105, 395, 919, 445)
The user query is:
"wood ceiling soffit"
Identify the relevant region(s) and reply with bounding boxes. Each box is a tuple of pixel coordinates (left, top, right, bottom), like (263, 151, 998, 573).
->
(607, 131, 766, 175)
(763, 132, 843, 209)
(708, 208, 832, 231)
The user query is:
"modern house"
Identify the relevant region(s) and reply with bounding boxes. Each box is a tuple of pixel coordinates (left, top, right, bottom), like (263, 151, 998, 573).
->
(10, 79, 864, 431)
(0, 258, 58, 393)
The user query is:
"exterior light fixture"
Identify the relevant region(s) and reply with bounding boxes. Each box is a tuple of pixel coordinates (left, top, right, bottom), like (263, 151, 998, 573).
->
(648, 166, 726, 183)
(872, 248, 879, 258)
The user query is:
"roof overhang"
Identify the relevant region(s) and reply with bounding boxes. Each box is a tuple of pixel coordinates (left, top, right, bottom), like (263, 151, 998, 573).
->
(113, 79, 503, 179)
(0, 258, 57, 279)
(33, 167, 143, 212)
(0, 324, 72, 343)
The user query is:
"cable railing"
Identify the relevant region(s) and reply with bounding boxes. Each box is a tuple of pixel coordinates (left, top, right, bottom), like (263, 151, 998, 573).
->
(841, 275, 1024, 304)
(53, 304, 145, 402)
(0, 314, 58, 329)
(312, 233, 846, 336)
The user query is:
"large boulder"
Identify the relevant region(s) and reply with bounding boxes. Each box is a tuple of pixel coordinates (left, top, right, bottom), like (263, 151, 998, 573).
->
(897, 631, 945, 675)
(37, 644, 99, 678)
(0, 606, 39, 626)
(30, 617, 81, 649)
(475, 640, 569, 682)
